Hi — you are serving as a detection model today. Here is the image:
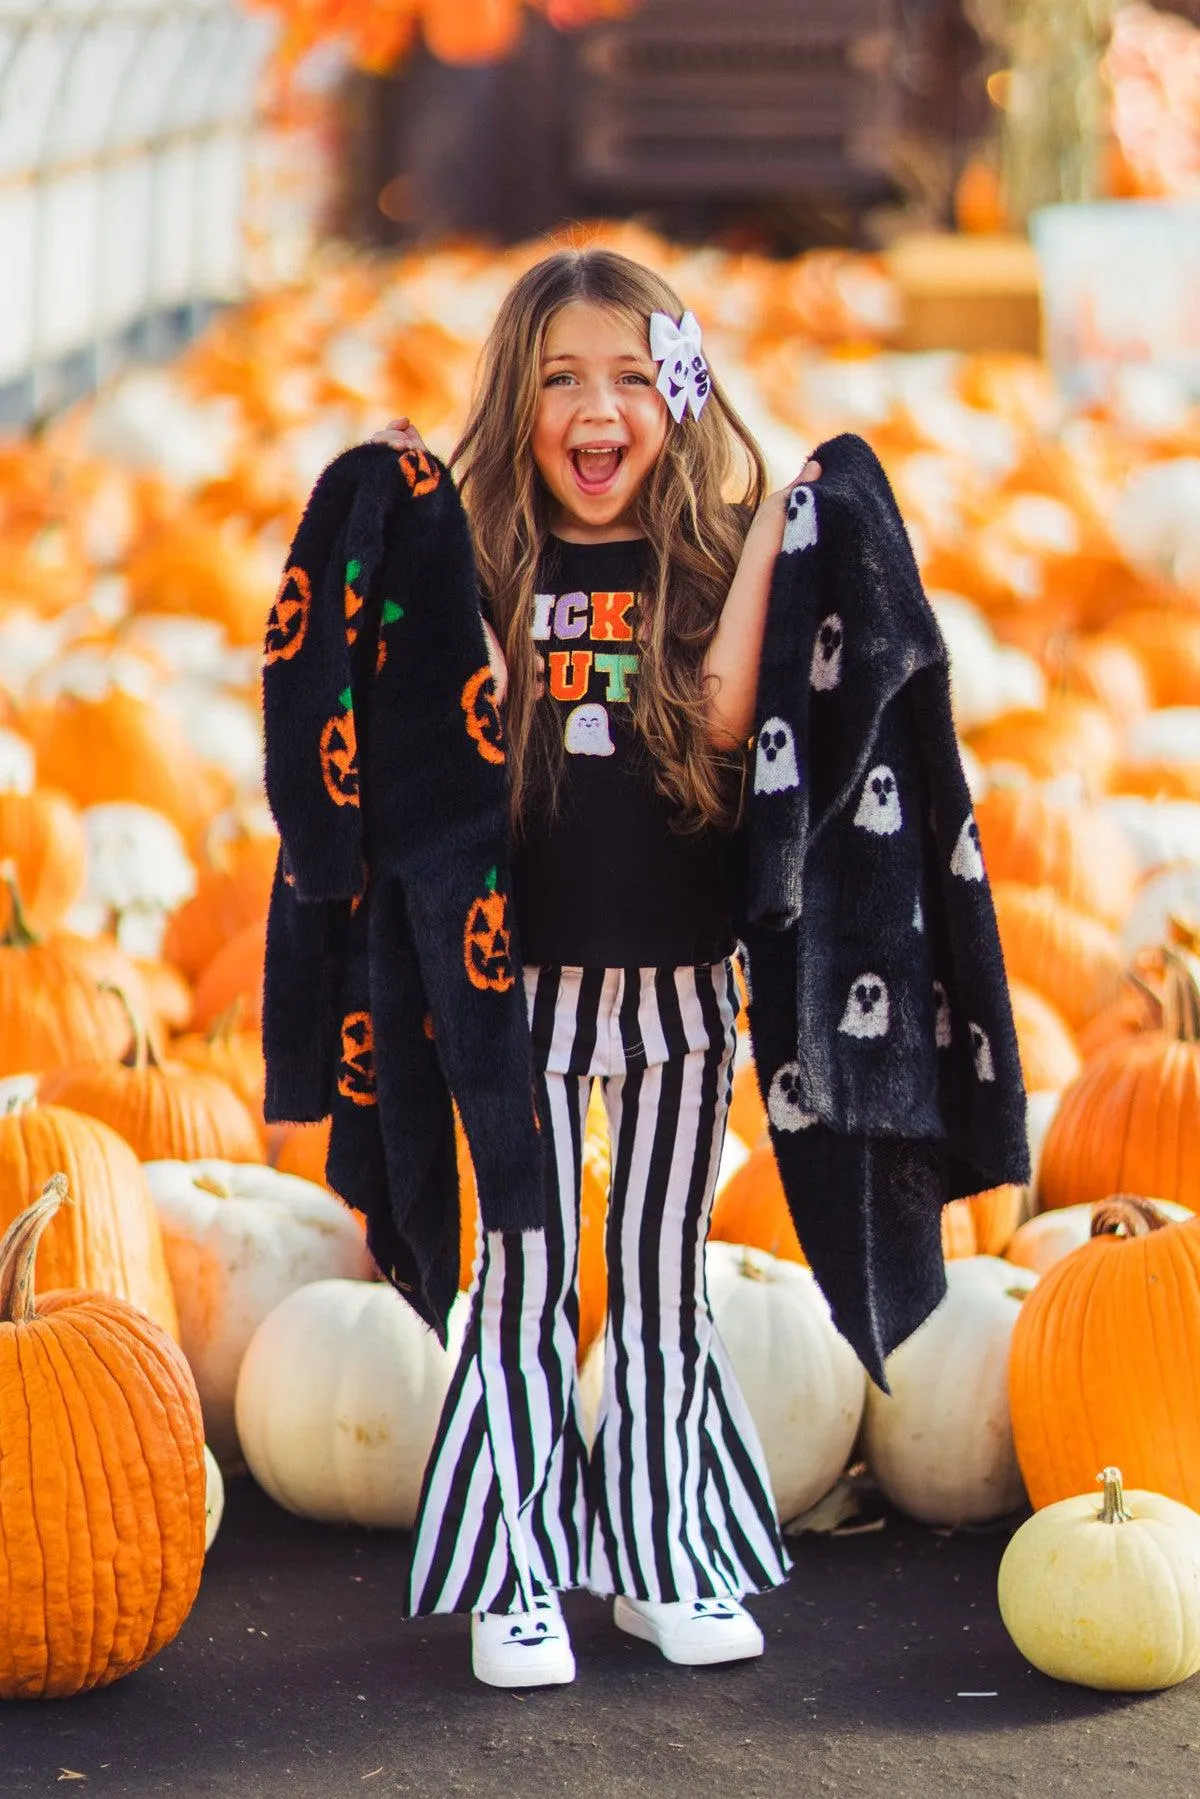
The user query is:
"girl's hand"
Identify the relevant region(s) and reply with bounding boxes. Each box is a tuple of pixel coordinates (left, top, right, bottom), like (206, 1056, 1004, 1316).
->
(750, 457, 823, 548)
(369, 417, 430, 454)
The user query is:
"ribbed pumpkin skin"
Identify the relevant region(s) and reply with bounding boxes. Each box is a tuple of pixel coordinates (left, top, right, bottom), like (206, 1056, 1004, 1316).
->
(0, 940, 130, 1076)
(1009, 981, 1082, 1092)
(973, 788, 1136, 927)
(710, 1143, 808, 1266)
(1009, 1217, 1200, 1511)
(39, 1061, 263, 1164)
(0, 1288, 205, 1696)
(0, 1106, 179, 1340)
(1038, 1036, 1200, 1211)
(0, 789, 87, 937)
(992, 883, 1123, 1031)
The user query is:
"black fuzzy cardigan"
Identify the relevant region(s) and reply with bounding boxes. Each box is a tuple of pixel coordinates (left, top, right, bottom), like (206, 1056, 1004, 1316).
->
(739, 433, 1030, 1389)
(260, 443, 543, 1339)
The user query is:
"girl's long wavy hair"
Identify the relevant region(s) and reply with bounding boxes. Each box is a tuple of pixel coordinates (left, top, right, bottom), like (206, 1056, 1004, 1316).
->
(451, 248, 768, 835)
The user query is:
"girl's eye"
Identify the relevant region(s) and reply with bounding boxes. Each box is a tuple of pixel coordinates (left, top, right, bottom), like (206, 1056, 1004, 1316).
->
(621, 373, 652, 386)
(544, 372, 576, 387)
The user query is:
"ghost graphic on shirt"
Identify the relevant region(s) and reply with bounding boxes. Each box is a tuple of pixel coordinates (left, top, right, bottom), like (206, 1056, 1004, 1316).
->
(853, 764, 902, 835)
(563, 703, 615, 757)
(753, 718, 800, 794)
(782, 485, 818, 554)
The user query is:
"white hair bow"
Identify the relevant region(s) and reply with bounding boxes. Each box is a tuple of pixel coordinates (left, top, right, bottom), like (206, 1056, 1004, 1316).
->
(649, 310, 711, 422)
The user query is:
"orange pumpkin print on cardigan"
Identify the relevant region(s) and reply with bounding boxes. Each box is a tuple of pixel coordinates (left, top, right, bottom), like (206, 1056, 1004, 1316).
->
(264, 567, 312, 663)
(320, 688, 359, 807)
(464, 866, 515, 993)
(399, 448, 440, 498)
(461, 666, 505, 765)
(338, 1010, 376, 1105)
(375, 599, 404, 675)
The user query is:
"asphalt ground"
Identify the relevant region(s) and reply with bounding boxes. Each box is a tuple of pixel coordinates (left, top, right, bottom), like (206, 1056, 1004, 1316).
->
(6, 1476, 1200, 1799)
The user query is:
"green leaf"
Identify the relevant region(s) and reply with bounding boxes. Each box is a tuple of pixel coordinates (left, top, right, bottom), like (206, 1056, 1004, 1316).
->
(382, 599, 404, 625)
(485, 865, 498, 893)
(338, 686, 353, 711)
(345, 558, 362, 584)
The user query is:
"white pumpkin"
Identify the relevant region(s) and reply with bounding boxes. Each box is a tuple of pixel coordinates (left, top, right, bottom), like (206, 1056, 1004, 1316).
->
(1102, 796, 1200, 876)
(0, 728, 35, 793)
(1007, 1198, 1193, 1276)
(1121, 863, 1200, 957)
(143, 1158, 376, 1465)
(706, 1242, 866, 1522)
(579, 1243, 866, 1525)
(998, 1467, 1200, 1691)
(81, 802, 197, 916)
(204, 1444, 225, 1552)
(1025, 1088, 1062, 1200)
(863, 1256, 1037, 1525)
(234, 1279, 469, 1529)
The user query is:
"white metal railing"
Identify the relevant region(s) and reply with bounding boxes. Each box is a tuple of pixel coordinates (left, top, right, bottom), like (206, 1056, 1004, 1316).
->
(0, 0, 276, 424)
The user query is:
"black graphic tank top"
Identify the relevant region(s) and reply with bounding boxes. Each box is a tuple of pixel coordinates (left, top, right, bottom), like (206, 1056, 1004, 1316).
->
(511, 535, 739, 970)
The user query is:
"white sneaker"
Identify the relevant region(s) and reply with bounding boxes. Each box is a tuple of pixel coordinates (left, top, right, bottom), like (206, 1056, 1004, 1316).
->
(471, 1595, 576, 1688)
(613, 1595, 764, 1667)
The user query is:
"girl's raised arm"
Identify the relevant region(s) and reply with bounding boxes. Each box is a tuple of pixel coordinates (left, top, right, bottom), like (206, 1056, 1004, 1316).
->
(702, 459, 821, 750)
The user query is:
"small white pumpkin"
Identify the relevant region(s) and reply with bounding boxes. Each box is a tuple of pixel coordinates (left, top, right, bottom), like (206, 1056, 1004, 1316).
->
(1024, 1088, 1062, 1200)
(998, 1467, 1200, 1690)
(1007, 1198, 1193, 1276)
(863, 1256, 1037, 1525)
(143, 1158, 376, 1465)
(579, 1243, 866, 1525)
(234, 1279, 469, 1529)
(203, 1444, 224, 1552)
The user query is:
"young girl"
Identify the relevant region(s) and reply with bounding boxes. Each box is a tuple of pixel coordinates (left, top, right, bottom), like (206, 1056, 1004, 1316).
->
(372, 248, 820, 1689)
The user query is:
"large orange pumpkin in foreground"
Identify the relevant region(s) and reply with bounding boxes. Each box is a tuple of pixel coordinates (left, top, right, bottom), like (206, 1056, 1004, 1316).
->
(0, 1177, 206, 1697)
(1009, 1197, 1200, 1511)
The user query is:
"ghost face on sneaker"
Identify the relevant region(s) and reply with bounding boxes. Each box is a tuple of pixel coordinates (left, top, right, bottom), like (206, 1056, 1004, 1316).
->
(531, 301, 669, 544)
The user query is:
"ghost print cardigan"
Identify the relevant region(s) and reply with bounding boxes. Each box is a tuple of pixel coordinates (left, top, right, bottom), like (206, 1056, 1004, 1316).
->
(739, 433, 1030, 1389)
(261, 443, 543, 1340)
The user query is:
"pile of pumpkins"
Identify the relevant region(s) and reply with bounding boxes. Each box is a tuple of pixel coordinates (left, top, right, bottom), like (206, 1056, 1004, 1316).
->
(1, 221, 1200, 1695)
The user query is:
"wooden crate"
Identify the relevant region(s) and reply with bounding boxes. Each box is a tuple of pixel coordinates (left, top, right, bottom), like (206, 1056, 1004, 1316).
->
(884, 232, 1043, 356)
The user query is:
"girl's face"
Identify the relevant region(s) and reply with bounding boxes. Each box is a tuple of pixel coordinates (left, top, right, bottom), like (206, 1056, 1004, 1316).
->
(530, 300, 669, 542)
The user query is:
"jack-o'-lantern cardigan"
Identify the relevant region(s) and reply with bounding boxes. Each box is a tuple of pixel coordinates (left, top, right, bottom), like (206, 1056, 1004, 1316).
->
(738, 433, 1030, 1390)
(261, 443, 543, 1339)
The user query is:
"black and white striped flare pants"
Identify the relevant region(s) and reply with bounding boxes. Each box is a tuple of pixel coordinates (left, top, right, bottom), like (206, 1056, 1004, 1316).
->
(405, 961, 791, 1617)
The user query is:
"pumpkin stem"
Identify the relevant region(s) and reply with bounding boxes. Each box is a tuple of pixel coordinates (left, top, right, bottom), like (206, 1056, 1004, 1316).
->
(1097, 1466, 1132, 1525)
(0, 1175, 69, 1324)
(100, 980, 161, 1072)
(1091, 1195, 1171, 1238)
(207, 1002, 242, 1048)
(0, 858, 39, 949)
(1160, 947, 1200, 1043)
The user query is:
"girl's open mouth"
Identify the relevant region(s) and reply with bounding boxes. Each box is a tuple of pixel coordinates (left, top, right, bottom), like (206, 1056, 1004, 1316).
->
(570, 447, 624, 492)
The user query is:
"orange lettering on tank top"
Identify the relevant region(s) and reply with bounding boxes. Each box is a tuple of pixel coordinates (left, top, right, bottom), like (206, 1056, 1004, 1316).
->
(548, 650, 593, 702)
(590, 591, 636, 643)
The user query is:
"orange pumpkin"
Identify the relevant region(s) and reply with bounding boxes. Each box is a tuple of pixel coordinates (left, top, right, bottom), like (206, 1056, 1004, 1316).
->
(968, 1183, 1027, 1257)
(39, 997, 262, 1164)
(0, 1177, 205, 1697)
(0, 1100, 179, 1339)
(1009, 1198, 1200, 1511)
(0, 788, 87, 938)
(124, 516, 274, 648)
(163, 833, 277, 984)
(189, 917, 267, 1034)
(272, 1116, 332, 1186)
(0, 878, 130, 1076)
(941, 1197, 978, 1259)
(1008, 980, 1082, 1092)
(967, 697, 1120, 790)
(463, 867, 515, 992)
(1045, 634, 1150, 726)
(134, 956, 194, 1034)
(1038, 948, 1200, 1212)
(710, 1143, 806, 1264)
(1106, 609, 1200, 709)
(727, 1058, 767, 1148)
(172, 1011, 266, 1138)
(991, 882, 1124, 1031)
(974, 785, 1137, 928)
